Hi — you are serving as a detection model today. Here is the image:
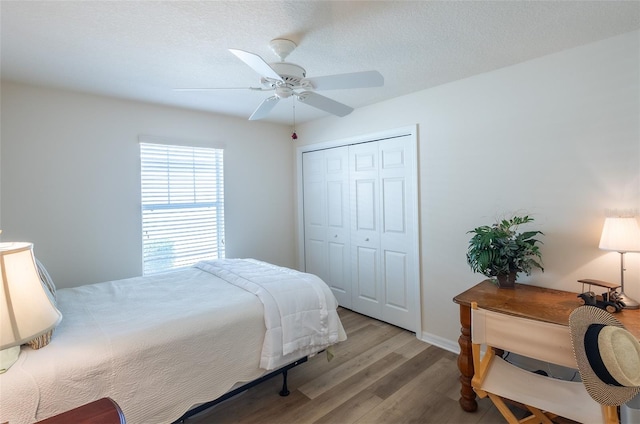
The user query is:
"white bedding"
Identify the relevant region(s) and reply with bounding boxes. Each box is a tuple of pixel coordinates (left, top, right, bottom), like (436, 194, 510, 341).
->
(195, 259, 344, 369)
(0, 260, 346, 424)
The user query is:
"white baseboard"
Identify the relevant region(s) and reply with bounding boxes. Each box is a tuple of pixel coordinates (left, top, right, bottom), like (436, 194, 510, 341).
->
(418, 331, 460, 354)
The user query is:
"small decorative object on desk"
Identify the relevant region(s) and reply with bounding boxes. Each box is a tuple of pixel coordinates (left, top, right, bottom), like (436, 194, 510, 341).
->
(466, 215, 544, 288)
(577, 279, 625, 313)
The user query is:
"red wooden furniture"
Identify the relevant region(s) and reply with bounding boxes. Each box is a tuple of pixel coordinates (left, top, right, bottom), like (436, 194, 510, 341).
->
(35, 398, 125, 424)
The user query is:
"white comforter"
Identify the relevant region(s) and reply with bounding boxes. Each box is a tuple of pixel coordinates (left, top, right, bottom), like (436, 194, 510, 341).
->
(0, 260, 346, 424)
(195, 259, 345, 370)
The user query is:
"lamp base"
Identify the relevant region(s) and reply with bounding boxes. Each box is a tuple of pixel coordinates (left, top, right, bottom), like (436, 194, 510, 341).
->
(620, 292, 640, 310)
(0, 345, 20, 373)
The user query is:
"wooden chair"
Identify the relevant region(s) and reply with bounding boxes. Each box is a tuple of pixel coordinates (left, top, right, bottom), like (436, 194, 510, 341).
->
(470, 302, 618, 424)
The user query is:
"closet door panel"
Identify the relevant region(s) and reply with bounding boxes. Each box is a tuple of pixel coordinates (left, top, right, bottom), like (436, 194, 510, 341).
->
(383, 249, 409, 310)
(324, 146, 351, 307)
(354, 149, 376, 172)
(353, 245, 381, 317)
(382, 178, 406, 233)
(304, 182, 325, 238)
(325, 179, 350, 303)
(327, 181, 345, 227)
(303, 147, 351, 307)
(355, 246, 378, 299)
(355, 179, 377, 231)
(303, 151, 328, 282)
(305, 239, 325, 278)
(379, 136, 417, 331)
(350, 142, 382, 315)
(327, 241, 348, 297)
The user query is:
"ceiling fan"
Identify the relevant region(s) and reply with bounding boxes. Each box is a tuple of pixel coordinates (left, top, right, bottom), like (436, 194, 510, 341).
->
(176, 39, 384, 121)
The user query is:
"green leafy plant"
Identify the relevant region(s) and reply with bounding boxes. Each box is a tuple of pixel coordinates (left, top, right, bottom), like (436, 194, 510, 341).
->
(466, 215, 544, 282)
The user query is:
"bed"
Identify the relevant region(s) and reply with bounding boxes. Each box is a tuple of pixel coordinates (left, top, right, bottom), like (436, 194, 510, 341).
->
(0, 258, 346, 424)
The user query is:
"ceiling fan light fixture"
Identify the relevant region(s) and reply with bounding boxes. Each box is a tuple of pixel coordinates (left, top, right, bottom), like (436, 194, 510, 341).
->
(275, 86, 293, 99)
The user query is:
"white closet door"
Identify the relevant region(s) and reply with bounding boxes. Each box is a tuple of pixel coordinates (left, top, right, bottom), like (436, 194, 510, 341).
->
(379, 136, 417, 330)
(302, 130, 418, 332)
(350, 136, 417, 331)
(302, 150, 327, 282)
(324, 147, 351, 307)
(350, 142, 383, 318)
(303, 147, 351, 307)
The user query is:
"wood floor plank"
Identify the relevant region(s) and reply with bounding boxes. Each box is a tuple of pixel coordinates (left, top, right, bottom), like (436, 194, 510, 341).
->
(272, 352, 411, 424)
(288, 320, 405, 389)
(220, 380, 312, 424)
(393, 336, 432, 358)
(355, 356, 455, 423)
(189, 378, 308, 424)
(312, 390, 383, 424)
(368, 345, 449, 400)
(336, 308, 373, 333)
(298, 330, 415, 399)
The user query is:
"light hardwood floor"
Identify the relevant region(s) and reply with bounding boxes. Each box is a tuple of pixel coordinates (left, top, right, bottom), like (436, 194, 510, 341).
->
(188, 308, 521, 424)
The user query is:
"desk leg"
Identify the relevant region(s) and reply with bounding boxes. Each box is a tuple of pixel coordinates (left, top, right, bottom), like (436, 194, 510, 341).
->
(457, 304, 477, 412)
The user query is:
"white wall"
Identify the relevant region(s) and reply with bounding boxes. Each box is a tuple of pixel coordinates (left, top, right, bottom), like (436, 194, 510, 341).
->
(0, 82, 295, 288)
(295, 31, 640, 350)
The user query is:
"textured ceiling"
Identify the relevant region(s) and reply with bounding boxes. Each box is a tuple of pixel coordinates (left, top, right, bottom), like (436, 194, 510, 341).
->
(1, 1, 639, 125)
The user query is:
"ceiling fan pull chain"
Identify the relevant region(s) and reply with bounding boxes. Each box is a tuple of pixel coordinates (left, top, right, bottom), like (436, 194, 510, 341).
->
(291, 97, 298, 140)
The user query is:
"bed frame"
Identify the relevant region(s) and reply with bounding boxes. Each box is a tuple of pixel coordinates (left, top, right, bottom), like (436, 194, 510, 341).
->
(172, 356, 308, 423)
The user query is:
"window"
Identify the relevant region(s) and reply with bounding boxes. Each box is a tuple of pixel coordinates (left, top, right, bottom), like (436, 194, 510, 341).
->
(140, 142, 224, 275)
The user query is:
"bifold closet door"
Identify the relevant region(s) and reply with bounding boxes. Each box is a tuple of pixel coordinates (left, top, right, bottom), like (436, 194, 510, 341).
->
(350, 142, 382, 319)
(378, 136, 417, 331)
(350, 136, 417, 331)
(302, 147, 351, 308)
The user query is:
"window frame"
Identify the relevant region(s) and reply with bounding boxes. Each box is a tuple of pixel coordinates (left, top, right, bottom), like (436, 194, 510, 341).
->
(139, 140, 225, 275)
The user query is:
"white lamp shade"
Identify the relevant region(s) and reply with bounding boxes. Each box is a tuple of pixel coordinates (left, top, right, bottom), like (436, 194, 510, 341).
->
(0, 242, 62, 350)
(599, 217, 640, 253)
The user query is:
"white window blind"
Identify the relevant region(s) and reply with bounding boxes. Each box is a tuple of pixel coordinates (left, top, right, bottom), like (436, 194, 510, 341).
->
(140, 142, 225, 275)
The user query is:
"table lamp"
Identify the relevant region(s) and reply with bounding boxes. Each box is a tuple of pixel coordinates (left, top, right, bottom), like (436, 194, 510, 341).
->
(0, 242, 62, 372)
(599, 216, 640, 309)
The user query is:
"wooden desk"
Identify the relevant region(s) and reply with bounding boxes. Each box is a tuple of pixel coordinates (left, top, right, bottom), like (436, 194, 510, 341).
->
(453, 280, 640, 412)
(35, 398, 125, 424)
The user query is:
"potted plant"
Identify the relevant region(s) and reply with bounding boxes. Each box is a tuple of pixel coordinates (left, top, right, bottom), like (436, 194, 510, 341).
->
(466, 215, 544, 288)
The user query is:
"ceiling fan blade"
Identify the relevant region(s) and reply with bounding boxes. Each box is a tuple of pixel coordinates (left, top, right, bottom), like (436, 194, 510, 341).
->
(173, 87, 268, 92)
(249, 96, 280, 121)
(303, 70, 384, 90)
(229, 49, 283, 82)
(296, 91, 354, 117)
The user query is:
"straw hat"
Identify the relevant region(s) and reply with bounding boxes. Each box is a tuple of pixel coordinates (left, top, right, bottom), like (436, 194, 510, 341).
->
(569, 305, 640, 406)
